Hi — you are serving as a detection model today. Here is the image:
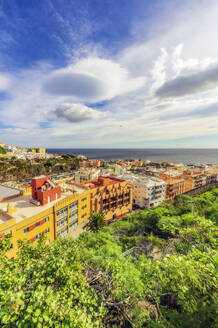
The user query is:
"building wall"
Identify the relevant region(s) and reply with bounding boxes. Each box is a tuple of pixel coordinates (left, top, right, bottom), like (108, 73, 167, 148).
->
(147, 183, 166, 207)
(0, 207, 54, 258)
(132, 183, 148, 208)
(54, 191, 90, 239)
(86, 179, 132, 222)
(0, 190, 91, 258)
(32, 176, 61, 205)
(158, 174, 185, 201)
(1, 177, 132, 258)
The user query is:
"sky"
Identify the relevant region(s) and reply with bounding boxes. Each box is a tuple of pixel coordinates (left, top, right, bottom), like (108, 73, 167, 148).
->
(0, 0, 218, 148)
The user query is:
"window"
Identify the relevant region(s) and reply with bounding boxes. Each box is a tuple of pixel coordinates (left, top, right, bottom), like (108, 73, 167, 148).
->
(81, 197, 86, 202)
(45, 217, 49, 223)
(57, 226, 68, 238)
(35, 221, 40, 228)
(82, 205, 87, 210)
(57, 218, 68, 228)
(24, 227, 29, 234)
(69, 201, 78, 209)
(69, 221, 78, 230)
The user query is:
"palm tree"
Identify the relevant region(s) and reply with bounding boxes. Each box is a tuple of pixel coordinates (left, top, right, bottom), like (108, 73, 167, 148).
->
(84, 212, 106, 232)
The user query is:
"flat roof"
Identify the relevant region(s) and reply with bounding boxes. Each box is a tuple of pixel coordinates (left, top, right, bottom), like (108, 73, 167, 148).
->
(0, 184, 21, 200)
(116, 173, 165, 187)
(0, 190, 74, 224)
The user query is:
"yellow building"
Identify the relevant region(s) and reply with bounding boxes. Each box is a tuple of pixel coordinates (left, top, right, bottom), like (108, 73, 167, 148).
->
(29, 148, 37, 154)
(28, 148, 46, 155)
(37, 148, 46, 155)
(135, 160, 144, 167)
(0, 180, 90, 258)
(78, 176, 132, 222)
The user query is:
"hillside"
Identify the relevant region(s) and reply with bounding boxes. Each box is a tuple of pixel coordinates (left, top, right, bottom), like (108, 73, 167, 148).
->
(0, 146, 6, 154)
(0, 191, 217, 327)
(0, 155, 81, 182)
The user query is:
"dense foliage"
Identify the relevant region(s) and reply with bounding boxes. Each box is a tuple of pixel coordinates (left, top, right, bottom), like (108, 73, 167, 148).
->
(0, 190, 217, 327)
(84, 212, 106, 232)
(0, 146, 6, 154)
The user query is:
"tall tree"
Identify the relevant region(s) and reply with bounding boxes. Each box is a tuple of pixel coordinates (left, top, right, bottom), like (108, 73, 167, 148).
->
(84, 212, 106, 232)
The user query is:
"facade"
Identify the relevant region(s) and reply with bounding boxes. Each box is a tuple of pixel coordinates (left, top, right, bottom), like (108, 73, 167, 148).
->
(28, 148, 46, 155)
(206, 173, 217, 185)
(37, 148, 46, 155)
(0, 176, 90, 258)
(74, 168, 100, 184)
(180, 171, 217, 192)
(78, 176, 132, 222)
(117, 173, 166, 208)
(158, 174, 185, 200)
(31, 176, 61, 205)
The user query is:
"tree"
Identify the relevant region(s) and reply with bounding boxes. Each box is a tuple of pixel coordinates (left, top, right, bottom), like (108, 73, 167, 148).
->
(84, 212, 106, 232)
(0, 146, 6, 154)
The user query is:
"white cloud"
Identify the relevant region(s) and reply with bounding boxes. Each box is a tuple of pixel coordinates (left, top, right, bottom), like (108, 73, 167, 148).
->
(1, 0, 218, 147)
(50, 103, 106, 123)
(0, 73, 10, 91)
(42, 57, 146, 103)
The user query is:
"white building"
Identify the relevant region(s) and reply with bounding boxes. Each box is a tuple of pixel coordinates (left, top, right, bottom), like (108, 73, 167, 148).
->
(117, 173, 166, 208)
(74, 168, 100, 183)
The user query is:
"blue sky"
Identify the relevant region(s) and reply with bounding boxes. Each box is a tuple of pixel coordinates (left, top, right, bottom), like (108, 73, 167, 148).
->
(0, 0, 218, 148)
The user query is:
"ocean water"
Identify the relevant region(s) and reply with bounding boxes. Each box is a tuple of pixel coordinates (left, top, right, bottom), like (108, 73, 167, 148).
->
(46, 148, 218, 164)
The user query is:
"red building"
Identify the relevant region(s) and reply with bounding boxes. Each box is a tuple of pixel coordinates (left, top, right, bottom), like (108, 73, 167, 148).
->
(31, 176, 61, 206)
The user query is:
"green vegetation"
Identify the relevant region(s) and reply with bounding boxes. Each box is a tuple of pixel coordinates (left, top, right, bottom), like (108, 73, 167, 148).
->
(84, 212, 106, 232)
(0, 190, 217, 327)
(0, 146, 6, 154)
(0, 155, 81, 182)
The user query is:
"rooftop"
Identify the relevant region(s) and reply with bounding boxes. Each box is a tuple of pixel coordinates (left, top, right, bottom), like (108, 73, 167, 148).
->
(116, 173, 165, 187)
(0, 184, 21, 201)
(0, 183, 84, 225)
(78, 176, 125, 189)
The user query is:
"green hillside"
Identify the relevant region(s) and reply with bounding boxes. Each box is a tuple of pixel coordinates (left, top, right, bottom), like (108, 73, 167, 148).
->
(0, 191, 217, 327)
(0, 146, 6, 154)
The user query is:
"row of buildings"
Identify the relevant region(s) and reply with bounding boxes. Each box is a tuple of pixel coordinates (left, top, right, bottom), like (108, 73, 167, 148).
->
(0, 175, 132, 258)
(1, 153, 218, 258)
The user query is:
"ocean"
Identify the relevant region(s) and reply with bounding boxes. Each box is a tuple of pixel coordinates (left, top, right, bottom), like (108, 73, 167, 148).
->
(46, 148, 218, 164)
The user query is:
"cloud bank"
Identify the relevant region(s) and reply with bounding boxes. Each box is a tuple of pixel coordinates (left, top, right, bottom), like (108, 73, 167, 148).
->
(156, 64, 218, 98)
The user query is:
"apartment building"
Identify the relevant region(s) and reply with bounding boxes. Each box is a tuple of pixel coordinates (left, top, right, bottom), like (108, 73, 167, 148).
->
(158, 174, 185, 200)
(0, 176, 90, 258)
(78, 176, 132, 222)
(28, 147, 46, 155)
(179, 170, 217, 192)
(74, 168, 100, 183)
(117, 173, 166, 208)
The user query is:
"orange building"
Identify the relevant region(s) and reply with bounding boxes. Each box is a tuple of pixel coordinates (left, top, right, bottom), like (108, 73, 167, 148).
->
(158, 174, 185, 201)
(180, 170, 207, 191)
(78, 176, 132, 222)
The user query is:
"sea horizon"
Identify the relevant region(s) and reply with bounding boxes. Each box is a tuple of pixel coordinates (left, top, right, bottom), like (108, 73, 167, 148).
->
(46, 148, 218, 164)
